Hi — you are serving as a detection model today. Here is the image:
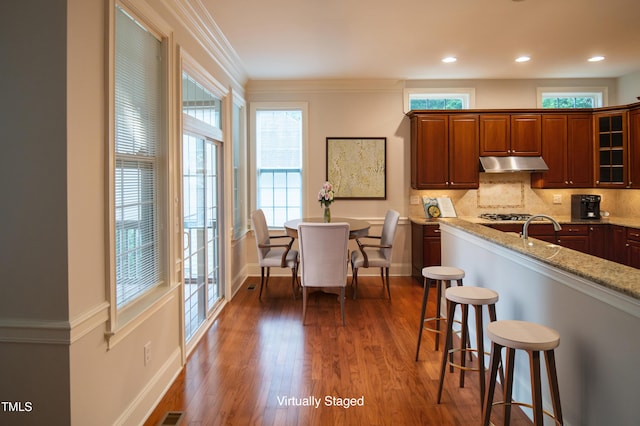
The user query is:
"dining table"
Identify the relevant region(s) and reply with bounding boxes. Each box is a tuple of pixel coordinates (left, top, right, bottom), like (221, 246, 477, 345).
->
(283, 217, 370, 239)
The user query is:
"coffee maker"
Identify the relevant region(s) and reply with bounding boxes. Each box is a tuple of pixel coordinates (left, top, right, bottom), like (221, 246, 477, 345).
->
(571, 194, 601, 220)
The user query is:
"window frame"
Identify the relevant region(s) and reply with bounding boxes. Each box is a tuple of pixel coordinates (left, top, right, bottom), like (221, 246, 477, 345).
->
(403, 88, 476, 113)
(106, 0, 176, 344)
(249, 102, 308, 228)
(537, 87, 608, 108)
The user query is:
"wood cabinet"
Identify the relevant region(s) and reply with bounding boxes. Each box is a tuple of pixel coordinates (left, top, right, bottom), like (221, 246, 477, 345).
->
(595, 111, 627, 188)
(531, 114, 593, 188)
(479, 114, 541, 156)
(627, 228, 640, 268)
(556, 224, 589, 254)
(588, 224, 608, 259)
(609, 225, 627, 264)
(628, 107, 640, 188)
(411, 222, 441, 283)
(410, 114, 478, 189)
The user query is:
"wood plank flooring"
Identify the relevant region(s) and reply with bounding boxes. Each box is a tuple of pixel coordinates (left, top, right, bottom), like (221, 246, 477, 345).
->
(144, 276, 531, 425)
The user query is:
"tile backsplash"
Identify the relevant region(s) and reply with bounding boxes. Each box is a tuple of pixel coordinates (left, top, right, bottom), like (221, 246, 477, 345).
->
(410, 172, 640, 219)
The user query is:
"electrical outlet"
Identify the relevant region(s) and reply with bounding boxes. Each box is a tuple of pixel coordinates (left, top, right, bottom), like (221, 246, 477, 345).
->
(553, 194, 562, 204)
(144, 342, 151, 366)
(410, 195, 420, 205)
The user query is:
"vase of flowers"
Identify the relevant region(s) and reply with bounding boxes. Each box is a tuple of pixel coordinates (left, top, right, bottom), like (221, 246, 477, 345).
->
(318, 181, 335, 222)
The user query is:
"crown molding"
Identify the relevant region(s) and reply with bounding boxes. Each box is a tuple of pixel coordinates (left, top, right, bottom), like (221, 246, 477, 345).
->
(162, 0, 248, 89)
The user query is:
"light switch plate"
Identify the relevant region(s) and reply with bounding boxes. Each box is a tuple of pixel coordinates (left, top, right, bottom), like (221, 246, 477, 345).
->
(410, 195, 420, 205)
(553, 194, 562, 204)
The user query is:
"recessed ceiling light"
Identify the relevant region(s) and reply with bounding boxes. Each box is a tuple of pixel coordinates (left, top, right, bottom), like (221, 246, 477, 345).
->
(442, 56, 457, 63)
(588, 56, 605, 62)
(515, 56, 531, 63)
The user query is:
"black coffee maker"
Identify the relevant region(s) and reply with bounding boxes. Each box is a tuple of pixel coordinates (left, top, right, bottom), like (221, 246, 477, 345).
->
(571, 194, 601, 220)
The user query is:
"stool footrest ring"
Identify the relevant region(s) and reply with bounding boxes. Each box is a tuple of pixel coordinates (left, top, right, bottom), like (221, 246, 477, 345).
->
(446, 348, 490, 372)
(490, 401, 560, 425)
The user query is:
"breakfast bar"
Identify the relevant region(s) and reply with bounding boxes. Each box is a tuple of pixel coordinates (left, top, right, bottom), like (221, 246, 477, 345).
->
(437, 218, 640, 425)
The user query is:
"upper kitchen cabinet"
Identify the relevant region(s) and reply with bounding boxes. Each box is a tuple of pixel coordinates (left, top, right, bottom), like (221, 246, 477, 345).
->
(531, 114, 593, 188)
(410, 113, 479, 189)
(628, 106, 640, 189)
(595, 111, 627, 188)
(479, 114, 541, 156)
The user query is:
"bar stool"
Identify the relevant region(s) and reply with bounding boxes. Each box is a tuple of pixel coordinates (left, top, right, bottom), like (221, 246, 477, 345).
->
(415, 266, 465, 361)
(482, 320, 563, 426)
(437, 286, 499, 409)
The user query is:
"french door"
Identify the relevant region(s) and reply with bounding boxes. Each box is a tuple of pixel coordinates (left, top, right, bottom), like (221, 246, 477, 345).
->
(183, 132, 223, 342)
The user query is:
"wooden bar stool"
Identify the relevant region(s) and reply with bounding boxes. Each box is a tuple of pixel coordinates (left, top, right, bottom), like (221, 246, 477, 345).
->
(437, 286, 499, 409)
(415, 266, 465, 361)
(482, 320, 563, 426)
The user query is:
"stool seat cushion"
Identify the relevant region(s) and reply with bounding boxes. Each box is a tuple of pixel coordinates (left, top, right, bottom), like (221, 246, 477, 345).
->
(422, 266, 465, 280)
(486, 320, 560, 351)
(445, 286, 499, 305)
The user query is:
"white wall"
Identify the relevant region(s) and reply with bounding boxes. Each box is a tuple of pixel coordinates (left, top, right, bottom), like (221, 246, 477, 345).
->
(618, 70, 640, 104)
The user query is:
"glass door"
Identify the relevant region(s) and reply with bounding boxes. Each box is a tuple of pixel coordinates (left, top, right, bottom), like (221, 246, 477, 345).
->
(183, 133, 222, 342)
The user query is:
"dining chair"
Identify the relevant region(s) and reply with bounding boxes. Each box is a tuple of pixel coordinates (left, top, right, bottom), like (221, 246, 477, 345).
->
(350, 209, 400, 299)
(251, 209, 299, 300)
(297, 222, 350, 325)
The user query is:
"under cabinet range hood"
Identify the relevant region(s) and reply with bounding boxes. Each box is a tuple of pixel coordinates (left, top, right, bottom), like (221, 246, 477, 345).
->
(479, 156, 549, 173)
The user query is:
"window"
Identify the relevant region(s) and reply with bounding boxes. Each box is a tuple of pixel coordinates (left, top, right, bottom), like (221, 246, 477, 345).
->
(113, 4, 167, 308)
(537, 87, 607, 108)
(403, 88, 475, 112)
(251, 103, 307, 227)
(232, 97, 246, 239)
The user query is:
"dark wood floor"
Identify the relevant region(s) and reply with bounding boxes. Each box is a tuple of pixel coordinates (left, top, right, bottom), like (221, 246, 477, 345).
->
(144, 276, 531, 425)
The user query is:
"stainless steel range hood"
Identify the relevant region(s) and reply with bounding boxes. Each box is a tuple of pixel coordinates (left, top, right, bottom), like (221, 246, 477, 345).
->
(479, 156, 549, 173)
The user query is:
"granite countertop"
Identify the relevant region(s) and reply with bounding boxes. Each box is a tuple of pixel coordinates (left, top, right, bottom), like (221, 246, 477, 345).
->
(410, 215, 640, 229)
(423, 217, 640, 300)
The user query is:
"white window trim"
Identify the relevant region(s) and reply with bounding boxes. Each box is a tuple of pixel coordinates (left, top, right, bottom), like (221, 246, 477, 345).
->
(231, 89, 248, 241)
(403, 88, 476, 113)
(105, 0, 177, 348)
(536, 86, 608, 108)
(249, 101, 308, 227)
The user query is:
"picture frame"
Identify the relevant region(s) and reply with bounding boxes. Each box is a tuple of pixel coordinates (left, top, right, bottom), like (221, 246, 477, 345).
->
(326, 137, 386, 199)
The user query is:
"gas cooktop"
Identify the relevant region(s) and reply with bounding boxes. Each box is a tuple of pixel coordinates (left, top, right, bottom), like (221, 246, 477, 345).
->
(479, 213, 533, 221)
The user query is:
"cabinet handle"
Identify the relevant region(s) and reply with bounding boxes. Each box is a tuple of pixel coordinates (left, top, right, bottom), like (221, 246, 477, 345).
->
(434, 229, 440, 233)
(596, 180, 600, 184)
(626, 244, 630, 247)
(569, 180, 574, 184)
(564, 181, 569, 184)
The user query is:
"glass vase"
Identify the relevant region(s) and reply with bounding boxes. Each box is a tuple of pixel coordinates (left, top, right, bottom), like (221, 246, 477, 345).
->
(323, 206, 331, 223)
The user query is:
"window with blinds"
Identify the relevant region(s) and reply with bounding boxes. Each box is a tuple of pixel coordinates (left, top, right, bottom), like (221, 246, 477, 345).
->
(114, 5, 165, 307)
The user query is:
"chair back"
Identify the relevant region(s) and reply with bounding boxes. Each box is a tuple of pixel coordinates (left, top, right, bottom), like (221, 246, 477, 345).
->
(297, 222, 350, 289)
(380, 209, 400, 261)
(251, 209, 270, 261)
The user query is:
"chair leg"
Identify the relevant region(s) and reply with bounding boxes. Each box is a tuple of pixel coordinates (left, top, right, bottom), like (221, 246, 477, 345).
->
(474, 305, 486, 408)
(482, 341, 504, 426)
(352, 267, 358, 300)
(437, 299, 457, 404)
(503, 347, 516, 425)
(415, 277, 431, 361)
(259, 267, 267, 300)
(302, 287, 308, 325)
(340, 287, 345, 325)
(290, 266, 297, 300)
(545, 349, 563, 425)
(530, 350, 544, 426)
(385, 267, 391, 299)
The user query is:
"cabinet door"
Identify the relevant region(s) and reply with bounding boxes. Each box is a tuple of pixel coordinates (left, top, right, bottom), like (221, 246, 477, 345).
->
(627, 240, 640, 269)
(556, 236, 589, 253)
(510, 114, 542, 156)
(566, 114, 594, 187)
(411, 115, 448, 189)
(628, 108, 640, 188)
(588, 224, 608, 258)
(609, 225, 627, 264)
(533, 115, 567, 187)
(595, 112, 627, 188)
(448, 115, 479, 189)
(479, 115, 510, 156)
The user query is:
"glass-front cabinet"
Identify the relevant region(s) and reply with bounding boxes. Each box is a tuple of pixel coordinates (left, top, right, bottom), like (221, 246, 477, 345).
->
(595, 111, 627, 188)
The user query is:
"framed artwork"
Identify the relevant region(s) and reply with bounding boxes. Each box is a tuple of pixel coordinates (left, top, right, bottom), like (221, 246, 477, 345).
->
(326, 137, 386, 199)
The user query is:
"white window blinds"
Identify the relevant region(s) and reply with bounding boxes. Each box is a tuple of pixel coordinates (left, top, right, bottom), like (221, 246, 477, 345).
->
(114, 5, 164, 307)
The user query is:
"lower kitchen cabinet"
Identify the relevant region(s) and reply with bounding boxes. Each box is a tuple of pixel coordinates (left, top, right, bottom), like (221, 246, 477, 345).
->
(411, 222, 441, 283)
(588, 224, 608, 258)
(627, 228, 640, 268)
(610, 225, 627, 264)
(556, 224, 589, 254)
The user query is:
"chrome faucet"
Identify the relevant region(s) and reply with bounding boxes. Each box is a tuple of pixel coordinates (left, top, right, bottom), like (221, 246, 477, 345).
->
(522, 214, 562, 240)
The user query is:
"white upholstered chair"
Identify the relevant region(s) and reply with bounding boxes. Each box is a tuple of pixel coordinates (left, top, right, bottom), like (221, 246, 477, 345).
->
(350, 209, 400, 299)
(297, 222, 350, 325)
(251, 209, 299, 300)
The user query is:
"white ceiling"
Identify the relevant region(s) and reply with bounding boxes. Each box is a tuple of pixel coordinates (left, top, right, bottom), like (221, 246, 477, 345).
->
(202, 0, 640, 81)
